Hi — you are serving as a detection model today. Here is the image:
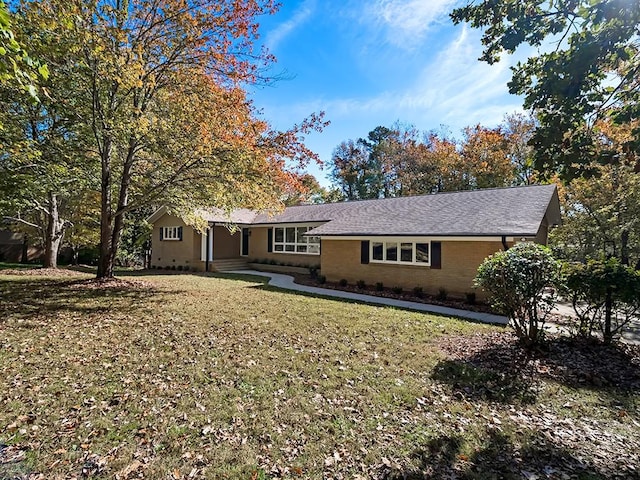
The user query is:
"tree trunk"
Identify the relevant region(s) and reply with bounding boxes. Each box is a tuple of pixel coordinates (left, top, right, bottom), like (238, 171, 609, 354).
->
(97, 139, 114, 278)
(604, 286, 613, 344)
(43, 192, 66, 269)
(96, 136, 134, 279)
(620, 229, 629, 266)
(21, 235, 28, 263)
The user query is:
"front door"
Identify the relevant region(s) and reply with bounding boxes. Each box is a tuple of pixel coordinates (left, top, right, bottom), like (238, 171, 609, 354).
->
(241, 228, 249, 256)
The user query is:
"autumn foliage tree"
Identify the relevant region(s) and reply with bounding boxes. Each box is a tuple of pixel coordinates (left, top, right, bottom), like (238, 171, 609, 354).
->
(329, 120, 524, 198)
(0, 3, 85, 268)
(550, 120, 640, 267)
(4, 0, 326, 277)
(452, 0, 640, 180)
(330, 139, 378, 200)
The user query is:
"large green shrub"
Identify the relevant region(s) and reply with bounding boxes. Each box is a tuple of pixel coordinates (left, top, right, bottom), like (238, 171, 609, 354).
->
(562, 259, 640, 344)
(475, 243, 561, 347)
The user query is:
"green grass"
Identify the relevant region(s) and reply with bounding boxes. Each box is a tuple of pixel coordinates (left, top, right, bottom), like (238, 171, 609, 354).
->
(0, 272, 637, 479)
(0, 262, 39, 270)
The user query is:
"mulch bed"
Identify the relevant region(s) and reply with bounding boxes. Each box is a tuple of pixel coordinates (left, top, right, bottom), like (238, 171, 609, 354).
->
(1, 268, 155, 290)
(292, 273, 498, 314)
(68, 277, 156, 290)
(0, 268, 87, 277)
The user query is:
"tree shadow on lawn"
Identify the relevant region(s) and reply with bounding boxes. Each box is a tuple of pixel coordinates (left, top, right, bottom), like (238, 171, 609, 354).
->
(432, 334, 640, 405)
(0, 277, 162, 321)
(382, 429, 620, 479)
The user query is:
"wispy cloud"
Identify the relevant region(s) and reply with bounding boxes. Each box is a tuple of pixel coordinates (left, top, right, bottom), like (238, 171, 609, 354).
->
(280, 27, 522, 127)
(254, 23, 531, 171)
(365, 0, 460, 48)
(264, 0, 316, 52)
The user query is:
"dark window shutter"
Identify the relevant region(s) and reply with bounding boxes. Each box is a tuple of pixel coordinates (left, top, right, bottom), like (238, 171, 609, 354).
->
(431, 241, 441, 269)
(159, 228, 164, 241)
(178, 226, 183, 241)
(267, 228, 273, 253)
(361, 240, 370, 264)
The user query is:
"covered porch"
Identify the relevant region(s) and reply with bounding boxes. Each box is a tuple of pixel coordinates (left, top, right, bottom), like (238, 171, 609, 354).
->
(200, 224, 250, 272)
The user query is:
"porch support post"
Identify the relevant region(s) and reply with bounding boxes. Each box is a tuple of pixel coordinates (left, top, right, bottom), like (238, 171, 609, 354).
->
(205, 227, 211, 272)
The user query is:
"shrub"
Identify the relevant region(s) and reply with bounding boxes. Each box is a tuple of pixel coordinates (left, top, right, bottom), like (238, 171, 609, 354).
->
(465, 292, 476, 305)
(437, 288, 448, 301)
(356, 280, 366, 289)
(177, 265, 183, 271)
(375, 282, 384, 291)
(392, 286, 403, 294)
(562, 259, 640, 344)
(475, 243, 561, 347)
(317, 275, 326, 284)
(309, 266, 319, 278)
(413, 286, 424, 298)
(339, 278, 348, 287)
(170, 265, 176, 270)
(183, 265, 190, 272)
(269, 259, 277, 265)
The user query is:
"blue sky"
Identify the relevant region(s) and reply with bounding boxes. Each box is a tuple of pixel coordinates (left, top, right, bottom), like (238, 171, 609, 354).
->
(250, 0, 534, 187)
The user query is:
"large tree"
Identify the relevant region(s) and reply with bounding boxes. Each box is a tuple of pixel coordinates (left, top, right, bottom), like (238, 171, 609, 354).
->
(330, 139, 378, 200)
(329, 123, 520, 197)
(6, 0, 325, 277)
(452, 0, 640, 180)
(550, 120, 640, 267)
(0, 0, 46, 99)
(0, 2, 98, 268)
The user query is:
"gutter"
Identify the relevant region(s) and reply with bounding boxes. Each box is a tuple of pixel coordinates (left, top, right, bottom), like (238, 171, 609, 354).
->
(501, 235, 509, 251)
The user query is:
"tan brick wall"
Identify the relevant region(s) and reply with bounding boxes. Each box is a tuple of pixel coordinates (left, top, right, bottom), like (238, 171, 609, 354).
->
(212, 226, 241, 259)
(152, 215, 203, 270)
(320, 239, 509, 299)
(248, 227, 320, 267)
(535, 216, 549, 245)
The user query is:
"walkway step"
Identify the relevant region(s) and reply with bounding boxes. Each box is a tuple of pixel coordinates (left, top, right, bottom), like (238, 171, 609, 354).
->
(212, 259, 249, 272)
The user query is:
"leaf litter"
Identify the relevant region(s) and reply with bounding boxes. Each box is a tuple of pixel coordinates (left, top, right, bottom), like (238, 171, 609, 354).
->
(0, 273, 638, 479)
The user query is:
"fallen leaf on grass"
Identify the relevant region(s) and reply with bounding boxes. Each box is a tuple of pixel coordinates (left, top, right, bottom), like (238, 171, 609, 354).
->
(115, 459, 143, 479)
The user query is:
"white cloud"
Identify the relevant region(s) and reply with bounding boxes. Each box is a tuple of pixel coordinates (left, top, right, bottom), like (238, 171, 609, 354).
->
(366, 0, 460, 47)
(253, 25, 534, 171)
(264, 0, 315, 51)
(280, 27, 522, 127)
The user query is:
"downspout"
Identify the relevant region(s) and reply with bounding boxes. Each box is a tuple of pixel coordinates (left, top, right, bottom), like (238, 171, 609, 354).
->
(501, 235, 509, 251)
(205, 226, 210, 272)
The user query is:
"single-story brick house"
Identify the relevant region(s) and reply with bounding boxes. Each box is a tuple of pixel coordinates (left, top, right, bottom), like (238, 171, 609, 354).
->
(147, 184, 561, 297)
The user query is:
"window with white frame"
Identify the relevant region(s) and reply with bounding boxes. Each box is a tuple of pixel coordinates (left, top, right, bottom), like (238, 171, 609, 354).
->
(161, 226, 182, 241)
(273, 225, 320, 254)
(371, 240, 430, 265)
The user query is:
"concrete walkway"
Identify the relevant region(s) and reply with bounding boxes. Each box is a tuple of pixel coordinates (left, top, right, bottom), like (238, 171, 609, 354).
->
(550, 301, 640, 345)
(229, 270, 509, 325)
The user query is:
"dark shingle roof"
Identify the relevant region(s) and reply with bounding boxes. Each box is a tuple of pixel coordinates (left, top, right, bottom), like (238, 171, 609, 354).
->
(251, 184, 559, 237)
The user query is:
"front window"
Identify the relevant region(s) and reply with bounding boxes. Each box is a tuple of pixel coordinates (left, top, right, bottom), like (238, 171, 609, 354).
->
(161, 226, 182, 241)
(370, 240, 430, 265)
(273, 225, 320, 255)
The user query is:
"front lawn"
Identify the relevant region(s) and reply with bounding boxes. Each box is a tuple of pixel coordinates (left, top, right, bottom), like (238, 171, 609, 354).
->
(0, 271, 638, 479)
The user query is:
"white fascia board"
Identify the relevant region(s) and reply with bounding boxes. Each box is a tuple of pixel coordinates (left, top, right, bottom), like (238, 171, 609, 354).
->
(146, 206, 168, 224)
(248, 221, 327, 228)
(318, 235, 508, 242)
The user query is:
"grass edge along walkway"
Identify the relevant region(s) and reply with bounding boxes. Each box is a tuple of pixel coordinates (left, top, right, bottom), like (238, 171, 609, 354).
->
(228, 270, 508, 325)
